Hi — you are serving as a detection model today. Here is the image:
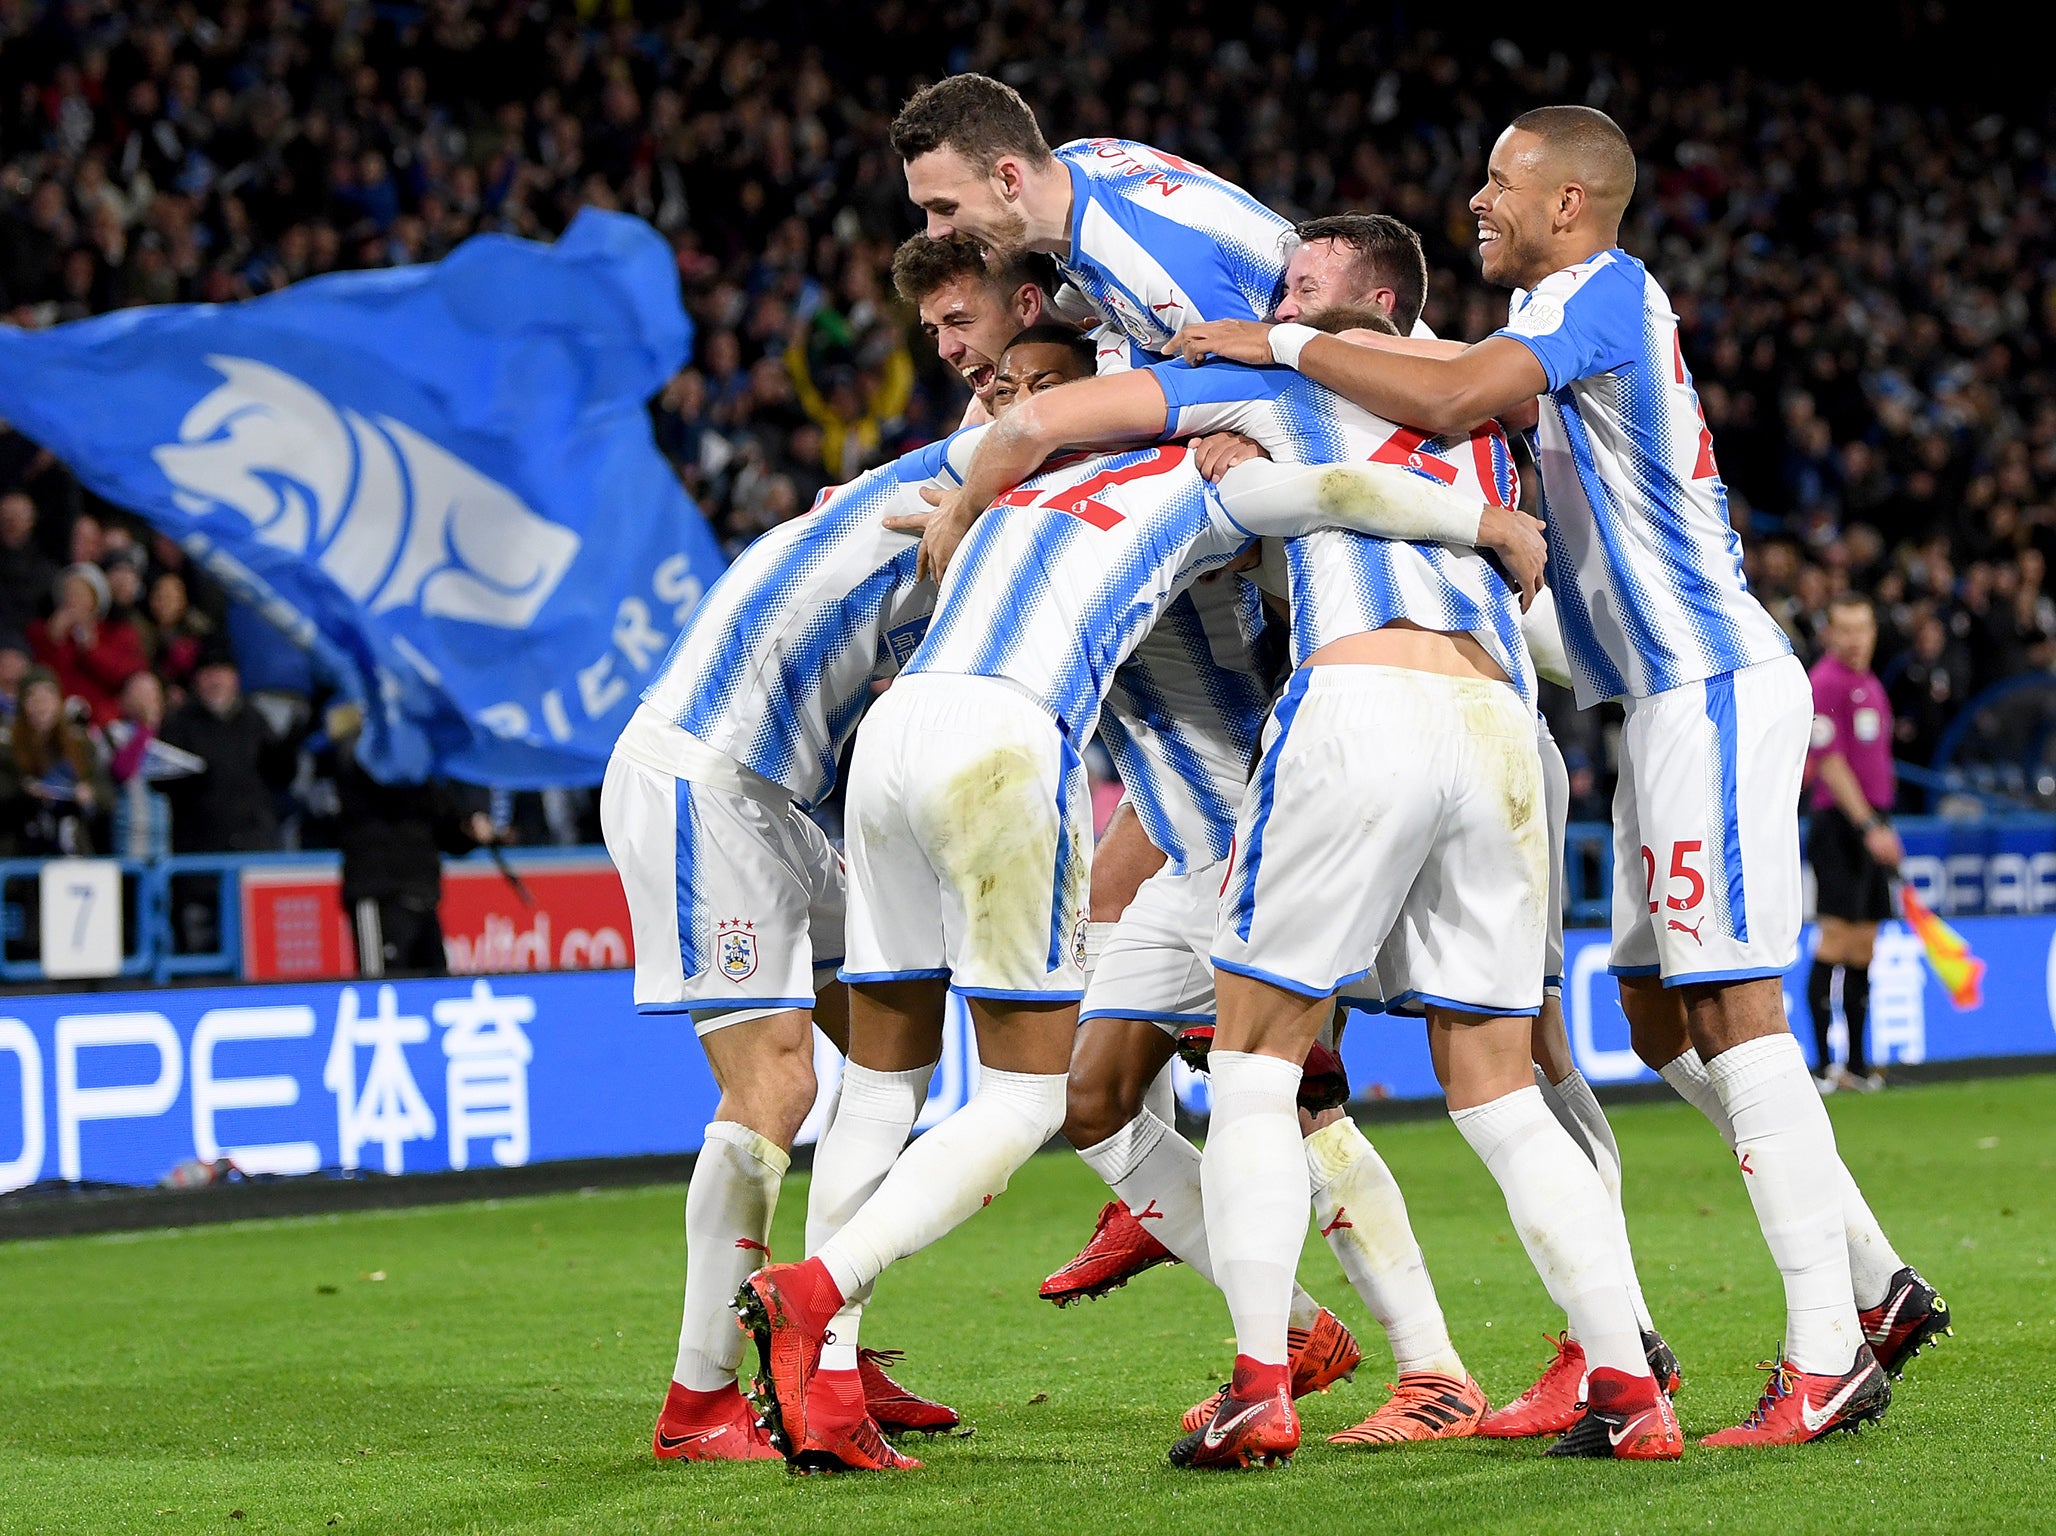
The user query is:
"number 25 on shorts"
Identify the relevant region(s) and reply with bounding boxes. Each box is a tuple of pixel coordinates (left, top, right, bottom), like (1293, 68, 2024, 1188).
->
(1642, 841, 1706, 914)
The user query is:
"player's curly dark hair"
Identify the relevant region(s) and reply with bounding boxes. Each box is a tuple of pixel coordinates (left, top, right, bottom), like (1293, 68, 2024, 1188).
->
(890, 73, 1054, 171)
(1292, 214, 1428, 333)
(1001, 323, 1096, 375)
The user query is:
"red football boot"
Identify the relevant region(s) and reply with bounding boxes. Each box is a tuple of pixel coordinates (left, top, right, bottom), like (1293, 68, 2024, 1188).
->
(1040, 1199, 1178, 1307)
(1476, 1332, 1586, 1438)
(1169, 1357, 1300, 1470)
(1546, 1367, 1683, 1460)
(651, 1380, 779, 1462)
(1859, 1267, 1952, 1378)
(1298, 1039, 1350, 1112)
(1701, 1347, 1891, 1447)
(790, 1365, 922, 1474)
(733, 1258, 844, 1457)
(1327, 1371, 1487, 1447)
(1182, 1306, 1361, 1431)
(859, 1347, 959, 1436)
(1174, 1026, 1350, 1114)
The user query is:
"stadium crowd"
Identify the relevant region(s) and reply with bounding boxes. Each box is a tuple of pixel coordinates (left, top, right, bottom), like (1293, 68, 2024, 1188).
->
(2, 0, 2054, 842)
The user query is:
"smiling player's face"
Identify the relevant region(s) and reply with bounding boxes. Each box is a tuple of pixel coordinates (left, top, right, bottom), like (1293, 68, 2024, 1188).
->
(918, 275, 1019, 404)
(905, 148, 1029, 251)
(1471, 128, 1556, 289)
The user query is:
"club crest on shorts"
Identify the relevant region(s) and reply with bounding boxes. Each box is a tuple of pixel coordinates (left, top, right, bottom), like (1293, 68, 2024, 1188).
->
(716, 919, 759, 982)
(1073, 916, 1090, 971)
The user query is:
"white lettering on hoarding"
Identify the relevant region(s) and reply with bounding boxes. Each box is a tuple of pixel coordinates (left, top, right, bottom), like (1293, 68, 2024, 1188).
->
(191, 1006, 321, 1175)
(0, 1019, 44, 1194)
(55, 1013, 183, 1182)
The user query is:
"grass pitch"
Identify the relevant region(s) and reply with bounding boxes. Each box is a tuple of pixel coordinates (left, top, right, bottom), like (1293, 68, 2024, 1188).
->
(2, 1076, 2052, 1536)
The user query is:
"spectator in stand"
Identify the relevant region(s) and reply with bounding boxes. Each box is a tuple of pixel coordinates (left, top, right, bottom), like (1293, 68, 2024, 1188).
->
(107, 669, 174, 860)
(28, 562, 146, 726)
(0, 631, 28, 725)
(158, 650, 298, 855)
(1805, 596, 1903, 1094)
(0, 491, 55, 633)
(145, 570, 210, 702)
(102, 543, 152, 653)
(327, 703, 492, 978)
(1888, 611, 1970, 793)
(0, 664, 109, 857)
(784, 312, 913, 481)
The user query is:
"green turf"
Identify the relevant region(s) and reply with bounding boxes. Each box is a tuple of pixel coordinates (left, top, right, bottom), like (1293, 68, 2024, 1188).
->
(2, 1076, 2052, 1536)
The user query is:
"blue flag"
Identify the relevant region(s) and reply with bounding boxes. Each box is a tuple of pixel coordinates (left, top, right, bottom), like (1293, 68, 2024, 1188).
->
(0, 209, 725, 786)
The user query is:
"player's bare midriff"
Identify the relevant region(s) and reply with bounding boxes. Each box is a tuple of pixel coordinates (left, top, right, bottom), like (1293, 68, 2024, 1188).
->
(1303, 620, 1508, 683)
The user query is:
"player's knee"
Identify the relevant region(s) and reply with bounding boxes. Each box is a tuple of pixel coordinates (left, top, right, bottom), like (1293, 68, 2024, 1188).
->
(725, 1038, 818, 1145)
(1063, 1063, 1141, 1148)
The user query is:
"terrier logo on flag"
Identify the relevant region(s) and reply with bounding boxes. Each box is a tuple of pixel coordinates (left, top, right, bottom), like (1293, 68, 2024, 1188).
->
(153, 356, 580, 630)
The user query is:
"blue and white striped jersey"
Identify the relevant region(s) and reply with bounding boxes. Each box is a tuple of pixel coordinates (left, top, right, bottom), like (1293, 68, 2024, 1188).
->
(1493, 249, 1791, 707)
(1152, 359, 1535, 702)
(1099, 577, 1281, 873)
(904, 442, 1253, 748)
(1054, 139, 1290, 367)
(637, 429, 978, 807)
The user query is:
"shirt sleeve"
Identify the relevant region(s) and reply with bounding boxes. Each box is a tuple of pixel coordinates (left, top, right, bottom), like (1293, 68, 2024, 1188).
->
(1490, 258, 1645, 392)
(1148, 357, 1292, 439)
(1210, 458, 1485, 544)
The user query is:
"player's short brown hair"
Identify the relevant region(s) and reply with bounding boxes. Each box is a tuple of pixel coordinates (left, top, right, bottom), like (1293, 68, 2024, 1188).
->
(1303, 303, 1400, 337)
(890, 73, 1054, 172)
(890, 234, 1052, 308)
(1292, 214, 1428, 333)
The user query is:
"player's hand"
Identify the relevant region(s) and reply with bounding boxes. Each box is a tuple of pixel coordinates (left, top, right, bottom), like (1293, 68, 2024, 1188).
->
(889, 484, 977, 582)
(1191, 431, 1268, 482)
(1864, 820, 1904, 870)
(1167, 319, 1276, 367)
(1478, 503, 1547, 610)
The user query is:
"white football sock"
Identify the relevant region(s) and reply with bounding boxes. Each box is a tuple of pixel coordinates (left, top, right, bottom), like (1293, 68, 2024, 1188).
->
(1143, 1059, 1178, 1129)
(1536, 1065, 1655, 1335)
(1305, 1116, 1463, 1377)
(806, 1060, 931, 1258)
(1080, 1107, 1322, 1325)
(1200, 1050, 1306, 1369)
(1705, 1034, 1861, 1374)
(817, 1067, 1067, 1298)
(1079, 1110, 1211, 1273)
(673, 1122, 788, 1390)
(1451, 1086, 1648, 1379)
(1661, 1045, 1901, 1310)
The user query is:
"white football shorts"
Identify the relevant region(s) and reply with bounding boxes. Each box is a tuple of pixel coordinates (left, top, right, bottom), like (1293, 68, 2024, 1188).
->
(841, 674, 1092, 1001)
(1213, 665, 1548, 1017)
(1079, 858, 1226, 1031)
(601, 711, 844, 1033)
(1540, 714, 1568, 996)
(1609, 654, 1810, 985)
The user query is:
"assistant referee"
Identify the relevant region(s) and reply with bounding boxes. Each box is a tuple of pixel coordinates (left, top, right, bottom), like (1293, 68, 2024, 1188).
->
(1804, 594, 1903, 1092)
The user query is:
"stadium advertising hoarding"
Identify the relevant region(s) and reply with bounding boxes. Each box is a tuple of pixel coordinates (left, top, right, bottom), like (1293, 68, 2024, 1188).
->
(1894, 817, 2056, 917)
(240, 854, 631, 980)
(3, 914, 2052, 1193)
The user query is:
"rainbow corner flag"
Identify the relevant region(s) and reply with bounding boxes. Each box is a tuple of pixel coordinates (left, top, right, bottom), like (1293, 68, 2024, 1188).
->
(1898, 884, 1986, 1010)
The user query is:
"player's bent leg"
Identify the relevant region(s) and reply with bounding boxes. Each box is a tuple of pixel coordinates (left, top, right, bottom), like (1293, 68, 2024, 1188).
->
(1308, 1115, 1483, 1448)
(1531, 997, 1677, 1392)
(1047, 1017, 1184, 1304)
(1436, 1010, 1678, 1461)
(744, 997, 1073, 1470)
(656, 1007, 816, 1463)
(1686, 980, 1869, 1385)
(1638, 1001, 1949, 1378)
